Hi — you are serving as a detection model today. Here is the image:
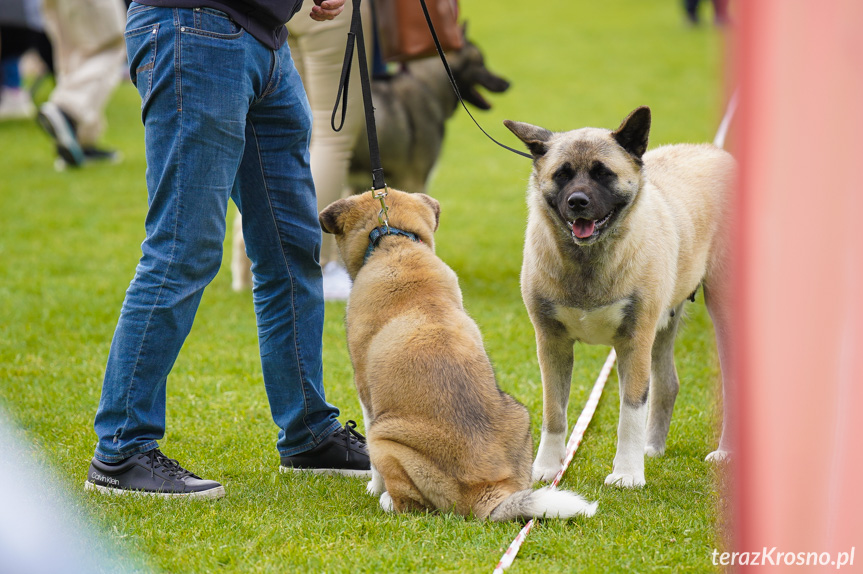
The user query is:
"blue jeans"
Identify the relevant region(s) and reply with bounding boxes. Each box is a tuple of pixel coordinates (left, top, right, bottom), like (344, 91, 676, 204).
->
(93, 3, 341, 463)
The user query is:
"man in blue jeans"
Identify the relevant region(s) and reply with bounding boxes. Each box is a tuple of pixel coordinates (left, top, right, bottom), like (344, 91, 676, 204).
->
(84, 0, 370, 498)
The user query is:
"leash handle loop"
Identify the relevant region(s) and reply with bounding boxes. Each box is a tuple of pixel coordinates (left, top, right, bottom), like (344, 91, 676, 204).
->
(330, 29, 355, 133)
(417, 0, 532, 160)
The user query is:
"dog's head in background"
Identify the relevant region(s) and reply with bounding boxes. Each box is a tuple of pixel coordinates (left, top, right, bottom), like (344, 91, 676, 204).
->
(448, 26, 511, 110)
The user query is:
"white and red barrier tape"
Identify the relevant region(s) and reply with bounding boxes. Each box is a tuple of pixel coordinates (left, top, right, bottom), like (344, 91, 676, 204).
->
(492, 348, 617, 574)
(713, 89, 738, 150)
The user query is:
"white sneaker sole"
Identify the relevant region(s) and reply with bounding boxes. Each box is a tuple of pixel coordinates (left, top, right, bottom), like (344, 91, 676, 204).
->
(84, 480, 226, 499)
(278, 466, 371, 478)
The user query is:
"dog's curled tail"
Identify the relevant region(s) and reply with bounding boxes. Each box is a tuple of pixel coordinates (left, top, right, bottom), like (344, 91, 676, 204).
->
(489, 486, 598, 522)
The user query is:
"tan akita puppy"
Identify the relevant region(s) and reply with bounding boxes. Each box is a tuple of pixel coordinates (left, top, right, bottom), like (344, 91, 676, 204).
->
(319, 189, 597, 519)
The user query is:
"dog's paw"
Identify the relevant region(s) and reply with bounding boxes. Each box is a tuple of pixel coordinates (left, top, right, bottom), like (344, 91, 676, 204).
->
(366, 474, 385, 496)
(604, 471, 646, 488)
(705, 449, 730, 463)
(533, 432, 565, 483)
(379, 491, 394, 512)
(532, 464, 561, 484)
(645, 444, 665, 458)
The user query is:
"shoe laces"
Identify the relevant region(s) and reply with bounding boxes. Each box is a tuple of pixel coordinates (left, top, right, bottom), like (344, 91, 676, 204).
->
(335, 420, 366, 461)
(143, 449, 196, 480)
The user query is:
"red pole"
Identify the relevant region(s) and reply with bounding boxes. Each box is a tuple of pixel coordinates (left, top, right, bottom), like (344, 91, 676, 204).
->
(733, 0, 863, 569)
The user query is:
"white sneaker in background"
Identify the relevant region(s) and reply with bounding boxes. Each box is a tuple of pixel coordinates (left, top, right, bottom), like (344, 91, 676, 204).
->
(0, 88, 36, 120)
(322, 261, 352, 301)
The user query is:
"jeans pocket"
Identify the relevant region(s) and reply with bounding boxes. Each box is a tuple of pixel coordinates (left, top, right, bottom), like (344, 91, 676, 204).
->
(184, 8, 244, 40)
(125, 22, 159, 108)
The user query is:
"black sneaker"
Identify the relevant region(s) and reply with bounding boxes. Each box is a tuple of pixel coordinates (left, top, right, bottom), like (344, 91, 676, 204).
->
(82, 146, 122, 164)
(53, 147, 122, 171)
(84, 449, 225, 499)
(37, 102, 84, 168)
(280, 420, 371, 477)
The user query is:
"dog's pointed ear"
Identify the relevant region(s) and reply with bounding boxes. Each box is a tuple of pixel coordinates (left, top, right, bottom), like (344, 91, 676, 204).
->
(319, 198, 349, 235)
(416, 193, 441, 232)
(504, 120, 553, 160)
(612, 106, 651, 160)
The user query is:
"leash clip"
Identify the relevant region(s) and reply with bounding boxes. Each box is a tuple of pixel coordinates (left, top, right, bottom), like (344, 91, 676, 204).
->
(373, 187, 390, 232)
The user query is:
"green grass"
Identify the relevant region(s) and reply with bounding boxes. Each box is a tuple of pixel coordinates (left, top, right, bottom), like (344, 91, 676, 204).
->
(0, 0, 729, 571)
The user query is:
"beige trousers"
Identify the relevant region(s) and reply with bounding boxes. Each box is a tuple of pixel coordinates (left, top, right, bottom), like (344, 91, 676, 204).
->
(287, 0, 372, 266)
(41, 0, 126, 146)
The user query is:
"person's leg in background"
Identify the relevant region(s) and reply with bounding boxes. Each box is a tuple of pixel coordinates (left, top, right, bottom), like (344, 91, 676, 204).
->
(37, 0, 125, 168)
(287, 0, 372, 301)
(0, 29, 37, 120)
(0, 0, 51, 122)
(683, 0, 700, 25)
(711, 0, 730, 26)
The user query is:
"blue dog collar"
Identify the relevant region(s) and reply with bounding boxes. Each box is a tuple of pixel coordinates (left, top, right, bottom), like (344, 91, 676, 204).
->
(364, 225, 423, 263)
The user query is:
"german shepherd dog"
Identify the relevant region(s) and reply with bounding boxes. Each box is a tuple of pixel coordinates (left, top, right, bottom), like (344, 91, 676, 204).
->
(231, 32, 509, 291)
(505, 107, 735, 487)
(319, 190, 597, 519)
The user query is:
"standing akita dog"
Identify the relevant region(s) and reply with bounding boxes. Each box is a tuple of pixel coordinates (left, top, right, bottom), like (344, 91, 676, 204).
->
(504, 107, 735, 488)
(319, 190, 597, 519)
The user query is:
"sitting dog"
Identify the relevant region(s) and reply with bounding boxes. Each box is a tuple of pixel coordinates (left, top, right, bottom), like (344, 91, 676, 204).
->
(505, 107, 736, 488)
(231, 33, 510, 291)
(318, 189, 597, 520)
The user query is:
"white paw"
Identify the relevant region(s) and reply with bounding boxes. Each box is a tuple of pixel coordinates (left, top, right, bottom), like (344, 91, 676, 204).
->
(366, 474, 385, 496)
(604, 472, 646, 488)
(705, 449, 730, 463)
(645, 444, 665, 458)
(532, 463, 561, 484)
(533, 432, 565, 483)
(379, 491, 394, 512)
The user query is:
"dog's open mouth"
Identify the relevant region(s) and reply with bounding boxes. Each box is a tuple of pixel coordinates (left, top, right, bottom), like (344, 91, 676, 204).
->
(570, 209, 615, 240)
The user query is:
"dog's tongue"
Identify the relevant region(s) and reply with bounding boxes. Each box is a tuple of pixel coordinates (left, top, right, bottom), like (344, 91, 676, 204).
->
(572, 219, 596, 239)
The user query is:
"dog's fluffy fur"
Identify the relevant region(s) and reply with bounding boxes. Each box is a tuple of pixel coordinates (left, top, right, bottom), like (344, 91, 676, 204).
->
(319, 190, 597, 520)
(505, 107, 736, 487)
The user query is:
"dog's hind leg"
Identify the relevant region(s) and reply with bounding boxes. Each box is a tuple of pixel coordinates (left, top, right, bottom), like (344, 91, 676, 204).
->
(361, 403, 385, 496)
(231, 213, 252, 293)
(371, 440, 438, 513)
(532, 330, 576, 483)
(703, 274, 734, 462)
(645, 304, 683, 457)
(230, 211, 253, 292)
(379, 464, 432, 514)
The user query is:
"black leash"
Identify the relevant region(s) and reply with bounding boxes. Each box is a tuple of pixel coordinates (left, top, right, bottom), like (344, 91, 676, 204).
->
(331, 0, 531, 197)
(332, 0, 387, 192)
(416, 0, 531, 160)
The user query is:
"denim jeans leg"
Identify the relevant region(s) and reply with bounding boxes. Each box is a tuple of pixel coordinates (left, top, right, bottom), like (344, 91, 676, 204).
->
(95, 4, 341, 462)
(233, 41, 341, 457)
(95, 6, 257, 461)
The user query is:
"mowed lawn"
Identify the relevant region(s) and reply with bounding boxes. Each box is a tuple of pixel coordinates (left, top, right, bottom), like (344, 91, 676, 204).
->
(0, 0, 729, 572)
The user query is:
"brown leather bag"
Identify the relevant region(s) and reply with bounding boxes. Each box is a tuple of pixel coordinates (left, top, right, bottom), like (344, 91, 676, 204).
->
(374, 0, 464, 62)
